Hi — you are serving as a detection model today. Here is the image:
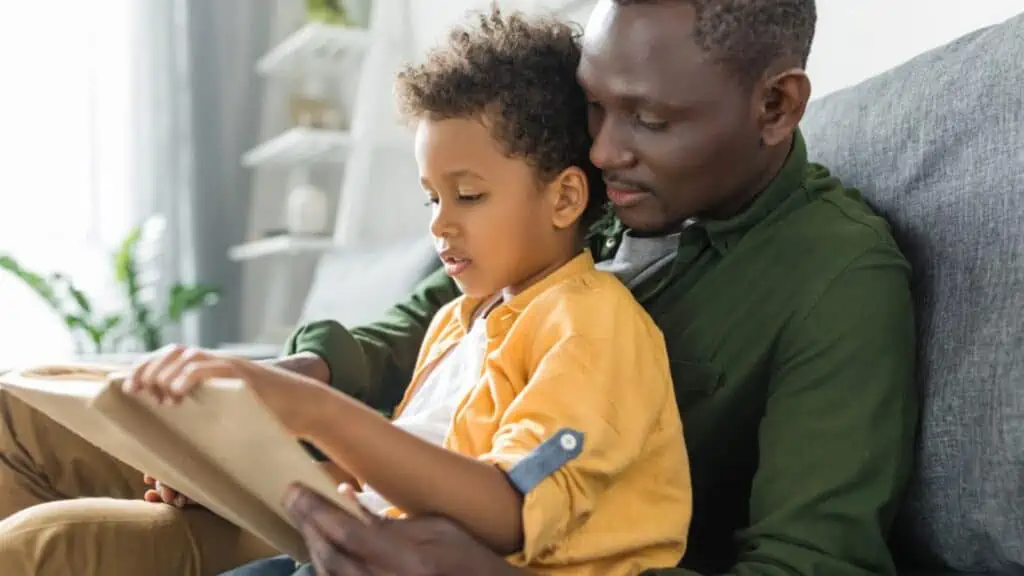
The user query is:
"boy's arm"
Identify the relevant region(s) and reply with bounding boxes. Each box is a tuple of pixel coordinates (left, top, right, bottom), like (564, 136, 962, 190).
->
(477, 326, 677, 563)
(299, 384, 526, 555)
(282, 267, 459, 413)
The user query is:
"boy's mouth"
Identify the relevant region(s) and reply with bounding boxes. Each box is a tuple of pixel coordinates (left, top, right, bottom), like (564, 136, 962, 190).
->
(438, 251, 472, 277)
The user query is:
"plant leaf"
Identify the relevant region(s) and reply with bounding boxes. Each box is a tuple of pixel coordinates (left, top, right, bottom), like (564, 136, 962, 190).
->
(100, 314, 123, 332)
(0, 254, 63, 310)
(64, 279, 93, 314)
(167, 283, 221, 322)
(114, 226, 142, 285)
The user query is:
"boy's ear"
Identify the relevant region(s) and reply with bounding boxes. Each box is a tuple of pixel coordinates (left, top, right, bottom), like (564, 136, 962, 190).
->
(549, 167, 588, 230)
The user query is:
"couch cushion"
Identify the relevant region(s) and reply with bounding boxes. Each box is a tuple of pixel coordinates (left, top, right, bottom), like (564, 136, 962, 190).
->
(298, 235, 440, 329)
(801, 12, 1024, 574)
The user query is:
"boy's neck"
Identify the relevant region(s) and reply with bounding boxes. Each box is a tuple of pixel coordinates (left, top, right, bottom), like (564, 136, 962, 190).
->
(501, 238, 585, 302)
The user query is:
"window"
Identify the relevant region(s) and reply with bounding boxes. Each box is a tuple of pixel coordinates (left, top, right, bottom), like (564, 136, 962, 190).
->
(0, 1, 133, 366)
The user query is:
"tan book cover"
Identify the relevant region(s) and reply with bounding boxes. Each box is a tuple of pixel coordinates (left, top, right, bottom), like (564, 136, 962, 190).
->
(0, 364, 366, 562)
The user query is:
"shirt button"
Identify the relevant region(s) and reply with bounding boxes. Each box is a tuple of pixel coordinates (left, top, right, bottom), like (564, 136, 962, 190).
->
(604, 237, 617, 249)
(559, 433, 578, 451)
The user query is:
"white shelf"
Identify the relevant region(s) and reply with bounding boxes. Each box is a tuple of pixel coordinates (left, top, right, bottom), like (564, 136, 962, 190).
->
(257, 22, 372, 77)
(228, 235, 337, 261)
(242, 127, 352, 166)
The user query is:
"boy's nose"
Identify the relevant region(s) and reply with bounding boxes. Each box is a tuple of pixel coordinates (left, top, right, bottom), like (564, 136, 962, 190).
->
(429, 206, 457, 239)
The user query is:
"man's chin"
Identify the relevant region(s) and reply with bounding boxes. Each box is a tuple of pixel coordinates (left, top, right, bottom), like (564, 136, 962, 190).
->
(613, 205, 680, 236)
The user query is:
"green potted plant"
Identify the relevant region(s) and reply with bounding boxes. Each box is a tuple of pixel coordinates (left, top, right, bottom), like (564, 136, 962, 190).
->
(0, 220, 220, 356)
(306, 0, 353, 26)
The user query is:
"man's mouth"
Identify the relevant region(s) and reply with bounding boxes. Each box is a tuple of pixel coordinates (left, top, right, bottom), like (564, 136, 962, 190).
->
(604, 180, 652, 208)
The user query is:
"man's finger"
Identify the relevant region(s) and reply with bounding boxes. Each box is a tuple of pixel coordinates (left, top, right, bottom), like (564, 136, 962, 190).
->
(284, 485, 421, 574)
(302, 524, 374, 576)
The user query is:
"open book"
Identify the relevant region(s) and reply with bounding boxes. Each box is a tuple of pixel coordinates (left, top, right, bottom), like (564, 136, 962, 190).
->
(0, 364, 366, 562)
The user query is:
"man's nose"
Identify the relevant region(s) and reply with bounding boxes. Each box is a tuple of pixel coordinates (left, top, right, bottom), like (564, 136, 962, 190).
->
(589, 117, 636, 171)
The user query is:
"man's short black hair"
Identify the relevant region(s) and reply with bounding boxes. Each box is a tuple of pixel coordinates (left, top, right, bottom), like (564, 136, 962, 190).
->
(615, 0, 817, 86)
(395, 7, 605, 228)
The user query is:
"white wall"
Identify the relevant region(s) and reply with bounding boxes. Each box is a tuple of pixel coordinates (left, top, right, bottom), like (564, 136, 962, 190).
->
(408, 0, 1024, 98)
(808, 0, 1024, 98)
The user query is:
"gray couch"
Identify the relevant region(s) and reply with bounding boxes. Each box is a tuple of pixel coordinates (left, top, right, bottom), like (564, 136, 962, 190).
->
(301, 12, 1024, 576)
(802, 12, 1023, 576)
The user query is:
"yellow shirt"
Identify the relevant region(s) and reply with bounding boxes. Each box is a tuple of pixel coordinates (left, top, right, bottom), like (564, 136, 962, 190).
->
(392, 251, 692, 575)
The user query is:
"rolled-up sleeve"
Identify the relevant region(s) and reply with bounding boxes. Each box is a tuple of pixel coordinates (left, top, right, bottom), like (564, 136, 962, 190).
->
(478, 326, 671, 561)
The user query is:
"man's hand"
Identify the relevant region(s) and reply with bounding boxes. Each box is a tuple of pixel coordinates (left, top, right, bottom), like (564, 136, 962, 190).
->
(283, 483, 523, 576)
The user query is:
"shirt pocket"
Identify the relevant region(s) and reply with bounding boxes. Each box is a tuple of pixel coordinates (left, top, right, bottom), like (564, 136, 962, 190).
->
(668, 359, 723, 410)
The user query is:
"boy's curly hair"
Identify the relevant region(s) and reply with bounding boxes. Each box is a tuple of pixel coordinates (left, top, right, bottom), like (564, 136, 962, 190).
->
(395, 7, 606, 228)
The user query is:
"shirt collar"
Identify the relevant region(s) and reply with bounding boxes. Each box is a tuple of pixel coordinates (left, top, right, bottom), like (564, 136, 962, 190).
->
(701, 130, 808, 253)
(454, 250, 596, 330)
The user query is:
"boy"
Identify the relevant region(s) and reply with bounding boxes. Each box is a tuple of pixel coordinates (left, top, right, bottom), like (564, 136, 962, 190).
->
(130, 8, 691, 575)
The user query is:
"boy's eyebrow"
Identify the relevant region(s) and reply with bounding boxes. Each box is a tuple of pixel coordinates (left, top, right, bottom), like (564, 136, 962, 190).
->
(420, 169, 488, 189)
(442, 169, 487, 181)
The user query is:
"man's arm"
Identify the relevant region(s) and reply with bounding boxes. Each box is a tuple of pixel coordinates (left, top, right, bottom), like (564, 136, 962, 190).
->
(278, 267, 459, 413)
(658, 244, 918, 575)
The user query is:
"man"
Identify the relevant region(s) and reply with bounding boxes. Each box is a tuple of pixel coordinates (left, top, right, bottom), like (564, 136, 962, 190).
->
(0, 0, 916, 575)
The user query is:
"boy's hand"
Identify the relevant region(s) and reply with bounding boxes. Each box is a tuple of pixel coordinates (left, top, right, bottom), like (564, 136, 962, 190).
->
(142, 473, 196, 508)
(122, 344, 326, 435)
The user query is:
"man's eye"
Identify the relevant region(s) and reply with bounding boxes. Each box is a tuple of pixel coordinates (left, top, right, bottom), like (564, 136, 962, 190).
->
(635, 111, 669, 131)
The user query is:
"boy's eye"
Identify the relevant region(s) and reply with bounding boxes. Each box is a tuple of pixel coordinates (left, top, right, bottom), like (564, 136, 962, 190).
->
(457, 191, 484, 202)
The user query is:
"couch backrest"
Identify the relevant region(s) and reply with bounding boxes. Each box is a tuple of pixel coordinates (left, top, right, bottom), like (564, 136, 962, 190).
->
(801, 13, 1024, 573)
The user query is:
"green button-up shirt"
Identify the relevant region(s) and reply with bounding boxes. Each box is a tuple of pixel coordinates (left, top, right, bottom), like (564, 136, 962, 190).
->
(286, 132, 917, 575)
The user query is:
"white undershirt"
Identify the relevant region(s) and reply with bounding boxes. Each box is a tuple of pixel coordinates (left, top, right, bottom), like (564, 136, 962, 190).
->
(356, 317, 489, 515)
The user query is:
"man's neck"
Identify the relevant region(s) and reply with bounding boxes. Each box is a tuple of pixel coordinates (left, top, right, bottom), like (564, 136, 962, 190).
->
(703, 134, 795, 221)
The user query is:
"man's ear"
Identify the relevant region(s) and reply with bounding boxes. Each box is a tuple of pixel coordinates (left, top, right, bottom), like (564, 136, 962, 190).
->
(548, 167, 589, 230)
(757, 68, 811, 147)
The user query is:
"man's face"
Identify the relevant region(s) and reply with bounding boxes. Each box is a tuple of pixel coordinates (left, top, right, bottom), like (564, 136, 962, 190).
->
(578, 0, 766, 233)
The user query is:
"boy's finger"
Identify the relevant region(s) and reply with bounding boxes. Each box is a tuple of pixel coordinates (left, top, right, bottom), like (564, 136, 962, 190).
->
(136, 345, 187, 391)
(157, 483, 178, 504)
(169, 359, 238, 398)
(159, 347, 214, 391)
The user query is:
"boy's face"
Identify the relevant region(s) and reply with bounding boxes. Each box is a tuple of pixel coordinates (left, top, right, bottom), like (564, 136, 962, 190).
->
(415, 117, 568, 299)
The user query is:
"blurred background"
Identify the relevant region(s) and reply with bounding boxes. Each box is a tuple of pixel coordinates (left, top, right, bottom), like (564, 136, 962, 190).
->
(1, 0, 1021, 366)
